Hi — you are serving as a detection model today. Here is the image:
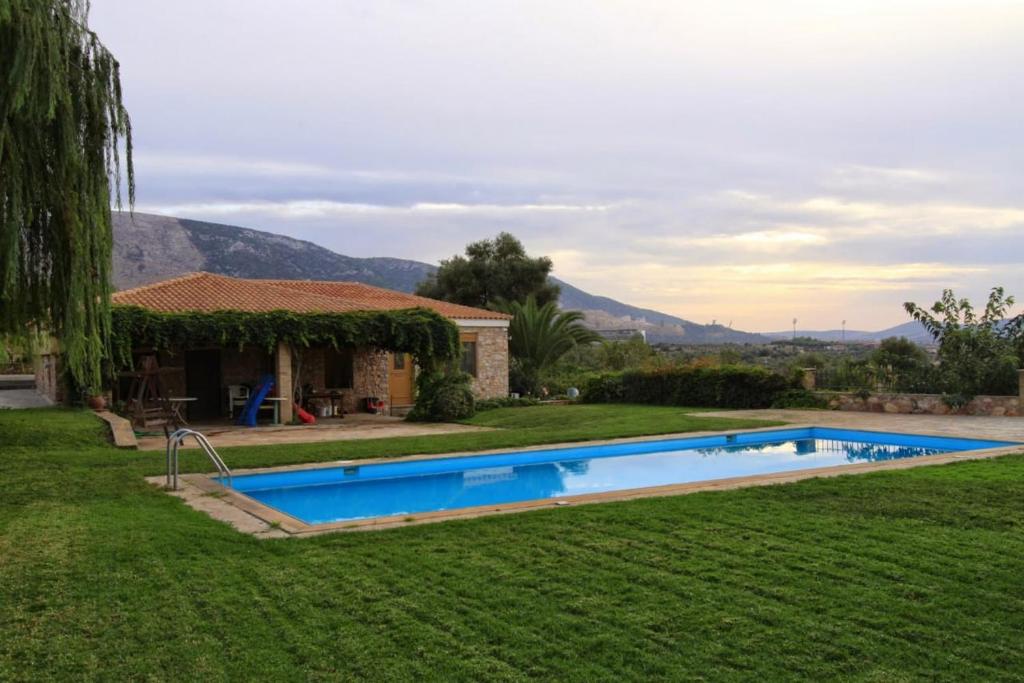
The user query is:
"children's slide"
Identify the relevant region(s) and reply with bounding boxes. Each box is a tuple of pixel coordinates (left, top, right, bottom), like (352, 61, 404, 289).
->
(295, 403, 316, 424)
(236, 375, 275, 427)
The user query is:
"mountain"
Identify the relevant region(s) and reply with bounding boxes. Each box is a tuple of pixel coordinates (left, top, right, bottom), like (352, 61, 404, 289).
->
(113, 212, 434, 292)
(111, 212, 767, 344)
(762, 321, 933, 345)
(554, 279, 766, 344)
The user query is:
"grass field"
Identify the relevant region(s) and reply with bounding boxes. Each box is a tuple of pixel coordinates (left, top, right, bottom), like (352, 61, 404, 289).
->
(2, 407, 1023, 680)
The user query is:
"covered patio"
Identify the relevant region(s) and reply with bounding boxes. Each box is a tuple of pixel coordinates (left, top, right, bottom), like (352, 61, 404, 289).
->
(103, 272, 509, 430)
(115, 342, 407, 426)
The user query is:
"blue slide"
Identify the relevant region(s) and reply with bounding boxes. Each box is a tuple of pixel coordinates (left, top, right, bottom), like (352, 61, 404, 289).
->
(236, 374, 276, 427)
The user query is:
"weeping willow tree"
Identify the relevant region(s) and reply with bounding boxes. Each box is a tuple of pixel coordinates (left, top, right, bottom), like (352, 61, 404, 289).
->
(0, 0, 133, 393)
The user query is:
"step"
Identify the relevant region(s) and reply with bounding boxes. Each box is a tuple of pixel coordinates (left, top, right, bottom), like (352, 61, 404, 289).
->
(390, 404, 415, 418)
(0, 374, 35, 390)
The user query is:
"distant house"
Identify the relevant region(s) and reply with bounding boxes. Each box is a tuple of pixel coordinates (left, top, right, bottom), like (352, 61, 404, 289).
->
(37, 272, 510, 421)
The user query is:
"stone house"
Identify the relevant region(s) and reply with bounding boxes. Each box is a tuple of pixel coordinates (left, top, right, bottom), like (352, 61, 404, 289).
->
(47, 272, 509, 421)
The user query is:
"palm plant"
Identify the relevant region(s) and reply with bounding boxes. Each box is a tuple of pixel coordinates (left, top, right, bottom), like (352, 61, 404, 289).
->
(502, 296, 601, 395)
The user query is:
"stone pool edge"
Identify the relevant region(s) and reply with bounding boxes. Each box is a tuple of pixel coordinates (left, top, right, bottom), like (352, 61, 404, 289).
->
(146, 423, 1024, 537)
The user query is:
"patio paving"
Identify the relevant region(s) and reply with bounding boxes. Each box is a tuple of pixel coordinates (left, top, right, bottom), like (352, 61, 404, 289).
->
(701, 409, 1024, 442)
(136, 413, 493, 451)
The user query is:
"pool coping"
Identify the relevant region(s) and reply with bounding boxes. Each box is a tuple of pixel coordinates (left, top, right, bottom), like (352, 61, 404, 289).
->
(153, 423, 1024, 536)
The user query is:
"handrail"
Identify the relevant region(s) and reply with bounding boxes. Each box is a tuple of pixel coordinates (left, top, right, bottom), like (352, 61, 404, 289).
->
(165, 428, 232, 490)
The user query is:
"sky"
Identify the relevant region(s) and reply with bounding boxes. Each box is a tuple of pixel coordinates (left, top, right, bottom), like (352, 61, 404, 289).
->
(89, 0, 1024, 332)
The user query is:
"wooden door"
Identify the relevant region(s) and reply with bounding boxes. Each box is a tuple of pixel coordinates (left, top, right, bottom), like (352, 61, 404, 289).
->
(388, 352, 414, 406)
(185, 349, 222, 421)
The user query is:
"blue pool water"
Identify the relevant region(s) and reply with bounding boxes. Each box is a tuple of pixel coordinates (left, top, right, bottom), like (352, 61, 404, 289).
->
(229, 427, 1014, 524)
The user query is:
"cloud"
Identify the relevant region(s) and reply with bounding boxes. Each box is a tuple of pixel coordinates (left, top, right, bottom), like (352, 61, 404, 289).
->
(709, 191, 1024, 238)
(825, 164, 949, 188)
(90, 0, 1024, 329)
(135, 153, 336, 178)
(136, 199, 616, 219)
(135, 153, 504, 185)
(550, 258, 998, 330)
(657, 229, 829, 252)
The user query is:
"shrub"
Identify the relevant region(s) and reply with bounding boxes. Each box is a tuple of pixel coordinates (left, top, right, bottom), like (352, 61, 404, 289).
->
(406, 372, 475, 422)
(475, 396, 542, 411)
(579, 373, 627, 403)
(942, 392, 972, 411)
(581, 365, 792, 409)
(905, 287, 1023, 397)
(771, 389, 829, 409)
(536, 369, 604, 398)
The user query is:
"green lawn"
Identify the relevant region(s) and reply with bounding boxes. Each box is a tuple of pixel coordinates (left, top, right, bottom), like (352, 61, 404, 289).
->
(2, 407, 1024, 680)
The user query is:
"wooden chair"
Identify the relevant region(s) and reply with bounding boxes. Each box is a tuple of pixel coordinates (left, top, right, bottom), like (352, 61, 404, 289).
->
(123, 355, 177, 434)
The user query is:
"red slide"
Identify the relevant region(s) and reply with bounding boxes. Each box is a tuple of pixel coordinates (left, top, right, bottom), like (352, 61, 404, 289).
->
(294, 403, 317, 424)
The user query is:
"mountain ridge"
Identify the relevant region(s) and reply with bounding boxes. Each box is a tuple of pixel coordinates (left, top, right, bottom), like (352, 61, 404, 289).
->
(761, 321, 932, 344)
(111, 212, 766, 344)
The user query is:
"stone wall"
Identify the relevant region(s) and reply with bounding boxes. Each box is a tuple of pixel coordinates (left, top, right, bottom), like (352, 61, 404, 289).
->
(294, 346, 387, 413)
(353, 348, 389, 412)
(463, 325, 509, 400)
(296, 347, 326, 392)
(820, 391, 1020, 417)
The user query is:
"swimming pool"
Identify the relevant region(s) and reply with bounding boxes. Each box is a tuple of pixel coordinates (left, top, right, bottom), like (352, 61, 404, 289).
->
(227, 427, 1015, 526)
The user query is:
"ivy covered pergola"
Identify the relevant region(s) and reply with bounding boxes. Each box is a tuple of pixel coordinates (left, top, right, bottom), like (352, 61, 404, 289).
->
(110, 306, 460, 372)
(109, 306, 460, 424)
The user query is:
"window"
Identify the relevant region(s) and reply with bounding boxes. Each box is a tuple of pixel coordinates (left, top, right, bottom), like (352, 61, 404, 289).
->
(459, 339, 478, 377)
(393, 353, 406, 370)
(325, 348, 354, 388)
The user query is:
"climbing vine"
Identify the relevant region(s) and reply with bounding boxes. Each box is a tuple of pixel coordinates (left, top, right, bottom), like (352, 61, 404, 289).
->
(110, 306, 460, 373)
(1, 0, 134, 393)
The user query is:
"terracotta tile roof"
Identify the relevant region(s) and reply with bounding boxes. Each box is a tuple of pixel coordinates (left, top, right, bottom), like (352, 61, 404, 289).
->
(261, 279, 512, 321)
(112, 272, 511, 321)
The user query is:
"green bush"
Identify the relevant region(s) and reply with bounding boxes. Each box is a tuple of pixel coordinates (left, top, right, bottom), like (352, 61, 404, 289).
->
(475, 396, 542, 412)
(406, 372, 475, 422)
(581, 365, 792, 409)
(941, 392, 972, 411)
(770, 389, 829, 409)
(579, 373, 627, 403)
(536, 369, 604, 398)
(905, 288, 1023, 398)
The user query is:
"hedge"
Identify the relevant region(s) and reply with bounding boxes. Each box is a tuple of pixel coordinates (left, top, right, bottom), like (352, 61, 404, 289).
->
(580, 366, 793, 409)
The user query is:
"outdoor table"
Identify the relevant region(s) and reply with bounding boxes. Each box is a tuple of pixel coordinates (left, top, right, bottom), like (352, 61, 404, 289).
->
(167, 397, 197, 425)
(263, 397, 288, 424)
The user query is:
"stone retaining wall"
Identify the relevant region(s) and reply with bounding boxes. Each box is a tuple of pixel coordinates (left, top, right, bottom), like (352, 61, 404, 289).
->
(820, 391, 1020, 417)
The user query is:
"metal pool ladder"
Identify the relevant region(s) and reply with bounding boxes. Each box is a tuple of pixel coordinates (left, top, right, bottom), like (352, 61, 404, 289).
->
(165, 428, 232, 490)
